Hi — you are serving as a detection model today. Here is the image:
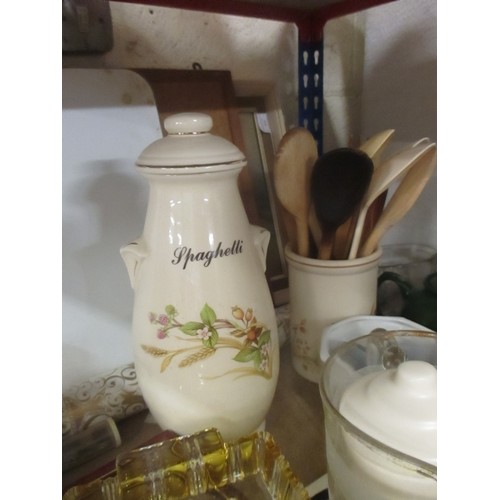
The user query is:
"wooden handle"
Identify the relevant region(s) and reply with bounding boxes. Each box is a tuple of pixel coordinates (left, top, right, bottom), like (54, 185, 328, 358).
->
(347, 206, 368, 259)
(318, 230, 335, 260)
(276, 202, 297, 252)
(296, 215, 310, 258)
(359, 191, 387, 248)
(308, 206, 322, 251)
(333, 214, 356, 260)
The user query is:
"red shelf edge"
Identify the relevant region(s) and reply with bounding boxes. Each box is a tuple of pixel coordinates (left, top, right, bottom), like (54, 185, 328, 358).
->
(114, 0, 398, 41)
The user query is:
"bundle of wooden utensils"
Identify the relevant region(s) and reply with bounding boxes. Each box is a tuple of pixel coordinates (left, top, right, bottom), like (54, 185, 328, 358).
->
(272, 128, 437, 260)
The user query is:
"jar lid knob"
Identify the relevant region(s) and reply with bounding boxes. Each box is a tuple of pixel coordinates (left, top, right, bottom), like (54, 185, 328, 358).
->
(137, 111, 245, 168)
(164, 113, 213, 135)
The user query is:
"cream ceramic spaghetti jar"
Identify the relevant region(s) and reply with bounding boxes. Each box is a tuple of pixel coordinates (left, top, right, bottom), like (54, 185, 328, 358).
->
(121, 112, 279, 441)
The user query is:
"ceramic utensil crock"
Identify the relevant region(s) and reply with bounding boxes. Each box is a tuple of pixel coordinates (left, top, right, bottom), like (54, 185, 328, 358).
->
(285, 245, 381, 383)
(121, 112, 279, 441)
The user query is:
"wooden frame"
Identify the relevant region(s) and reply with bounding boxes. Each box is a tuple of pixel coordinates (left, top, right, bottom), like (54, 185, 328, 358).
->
(235, 83, 289, 305)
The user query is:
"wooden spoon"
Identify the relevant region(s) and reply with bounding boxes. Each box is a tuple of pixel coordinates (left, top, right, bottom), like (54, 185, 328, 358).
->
(273, 127, 318, 257)
(311, 148, 374, 260)
(412, 137, 430, 147)
(359, 129, 396, 164)
(359, 144, 437, 258)
(334, 129, 395, 259)
(347, 141, 436, 259)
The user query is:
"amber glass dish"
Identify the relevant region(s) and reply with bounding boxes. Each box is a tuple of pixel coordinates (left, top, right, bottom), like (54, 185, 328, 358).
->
(63, 428, 309, 499)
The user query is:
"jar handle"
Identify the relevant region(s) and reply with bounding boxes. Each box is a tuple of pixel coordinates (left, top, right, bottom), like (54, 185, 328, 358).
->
(377, 271, 414, 298)
(120, 237, 148, 289)
(250, 225, 270, 273)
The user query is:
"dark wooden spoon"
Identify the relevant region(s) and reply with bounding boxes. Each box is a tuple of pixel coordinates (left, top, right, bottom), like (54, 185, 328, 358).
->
(311, 148, 374, 260)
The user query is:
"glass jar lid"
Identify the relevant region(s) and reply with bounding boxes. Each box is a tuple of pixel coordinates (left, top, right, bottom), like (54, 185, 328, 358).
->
(340, 359, 437, 465)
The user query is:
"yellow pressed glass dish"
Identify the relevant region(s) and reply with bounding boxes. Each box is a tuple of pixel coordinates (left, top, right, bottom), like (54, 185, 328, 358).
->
(63, 428, 309, 499)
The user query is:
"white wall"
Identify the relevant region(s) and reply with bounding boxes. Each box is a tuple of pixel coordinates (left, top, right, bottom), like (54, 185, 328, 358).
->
(361, 0, 437, 248)
(62, 70, 161, 389)
(62, 0, 436, 387)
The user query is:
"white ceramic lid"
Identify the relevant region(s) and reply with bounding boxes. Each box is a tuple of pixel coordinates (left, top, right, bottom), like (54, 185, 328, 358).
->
(136, 112, 246, 168)
(340, 360, 437, 465)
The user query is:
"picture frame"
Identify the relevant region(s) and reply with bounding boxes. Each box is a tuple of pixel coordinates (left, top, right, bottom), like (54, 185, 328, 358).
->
(235, 83, 289, 305)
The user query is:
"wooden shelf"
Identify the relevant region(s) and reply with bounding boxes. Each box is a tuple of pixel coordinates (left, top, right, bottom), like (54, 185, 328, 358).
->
(62, 341, 326, 493)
